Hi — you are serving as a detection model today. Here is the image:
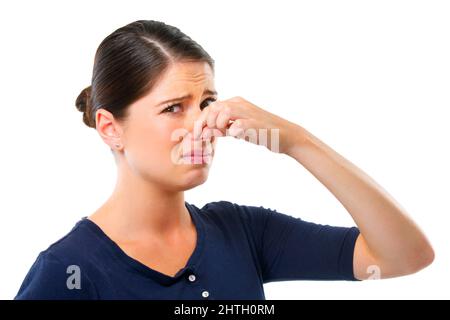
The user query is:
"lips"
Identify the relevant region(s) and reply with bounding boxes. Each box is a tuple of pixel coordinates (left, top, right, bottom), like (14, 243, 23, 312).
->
(181, 150, 212, 158)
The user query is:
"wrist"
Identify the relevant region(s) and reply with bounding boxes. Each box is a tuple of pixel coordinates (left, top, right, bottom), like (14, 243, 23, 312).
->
(280, 122, 310, 156)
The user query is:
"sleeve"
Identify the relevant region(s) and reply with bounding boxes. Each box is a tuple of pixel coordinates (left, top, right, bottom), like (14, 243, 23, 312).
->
(232, 203, 361, 283)
(14, 251, 98, 300)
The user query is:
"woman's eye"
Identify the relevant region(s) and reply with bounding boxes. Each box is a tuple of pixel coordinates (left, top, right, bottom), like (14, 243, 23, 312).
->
(200, 97, 217, 110)
(162, 98, 216, 114)
(162, 104, 182, 113)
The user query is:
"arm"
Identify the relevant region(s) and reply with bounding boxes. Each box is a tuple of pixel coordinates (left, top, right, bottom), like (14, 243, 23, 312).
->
(199, 96, 435, 280)
(283, 124, 435, 280)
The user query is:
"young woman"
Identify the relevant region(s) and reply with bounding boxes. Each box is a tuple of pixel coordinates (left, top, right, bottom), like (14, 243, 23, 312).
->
(15, 20, 434, 300)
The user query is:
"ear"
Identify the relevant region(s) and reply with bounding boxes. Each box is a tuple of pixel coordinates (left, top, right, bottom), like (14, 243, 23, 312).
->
(95, 108, 123, 150)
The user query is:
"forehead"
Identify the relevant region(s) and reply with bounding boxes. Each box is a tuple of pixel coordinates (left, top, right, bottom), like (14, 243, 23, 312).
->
(151, 61, 215, 96)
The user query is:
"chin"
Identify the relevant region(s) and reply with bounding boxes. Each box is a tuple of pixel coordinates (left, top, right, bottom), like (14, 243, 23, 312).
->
(176, 166, 211, 191)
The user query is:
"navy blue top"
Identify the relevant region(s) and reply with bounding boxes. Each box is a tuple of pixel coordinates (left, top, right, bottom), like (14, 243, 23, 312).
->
(15, 201, 360, 300)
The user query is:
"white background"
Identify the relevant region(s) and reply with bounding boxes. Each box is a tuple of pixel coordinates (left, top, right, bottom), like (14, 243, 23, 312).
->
(0, 0, 449, 299)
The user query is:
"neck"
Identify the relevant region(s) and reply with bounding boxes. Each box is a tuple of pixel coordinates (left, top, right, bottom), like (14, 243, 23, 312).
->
(90, 161, 191, 241)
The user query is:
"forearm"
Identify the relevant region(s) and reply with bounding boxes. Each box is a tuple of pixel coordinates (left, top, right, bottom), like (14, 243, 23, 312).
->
(283, 124, 434, 270)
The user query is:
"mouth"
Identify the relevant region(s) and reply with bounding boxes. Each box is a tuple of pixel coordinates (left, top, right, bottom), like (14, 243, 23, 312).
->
(180, 149, 213, 164)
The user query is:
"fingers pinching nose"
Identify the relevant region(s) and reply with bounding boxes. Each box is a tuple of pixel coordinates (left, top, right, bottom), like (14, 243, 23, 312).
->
(216, 108, 231, 129)
(192, 104, 232, 140)
(201, 127, 224, 140)
(227, 119, 245, 138)
(207, 104, 222, 128)
(193, 119, 207, 140)
(202, 128, 213, 140)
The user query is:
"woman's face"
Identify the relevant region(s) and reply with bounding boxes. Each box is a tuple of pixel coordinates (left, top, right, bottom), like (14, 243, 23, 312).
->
(111, 61, 218, 191)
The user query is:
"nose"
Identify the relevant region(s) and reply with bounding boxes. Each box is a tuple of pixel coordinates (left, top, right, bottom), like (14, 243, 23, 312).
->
(184, 106, 207, 141)
(177, 107, 213, 157)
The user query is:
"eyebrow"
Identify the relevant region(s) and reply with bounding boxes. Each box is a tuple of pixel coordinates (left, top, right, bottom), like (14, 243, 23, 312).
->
(156, 89, 218, 107)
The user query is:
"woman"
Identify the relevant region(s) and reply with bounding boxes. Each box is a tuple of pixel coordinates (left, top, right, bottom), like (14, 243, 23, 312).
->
(15, 20, 434, 300)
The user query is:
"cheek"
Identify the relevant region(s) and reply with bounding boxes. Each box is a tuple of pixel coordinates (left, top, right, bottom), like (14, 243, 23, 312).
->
(150, 120, 180, 148)
(126, 117, 183, 164)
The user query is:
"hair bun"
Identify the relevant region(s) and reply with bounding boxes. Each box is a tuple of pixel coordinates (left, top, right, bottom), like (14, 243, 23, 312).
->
(75, 86, 94, 127)
(75, 86, 91, 112)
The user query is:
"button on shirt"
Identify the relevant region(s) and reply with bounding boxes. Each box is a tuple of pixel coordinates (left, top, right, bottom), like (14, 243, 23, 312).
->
(188, 274, 196, 282)
(15, 201, 361, 300)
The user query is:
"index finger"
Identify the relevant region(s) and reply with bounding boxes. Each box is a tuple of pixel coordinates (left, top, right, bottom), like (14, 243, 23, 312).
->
(193, 104, 211, 140)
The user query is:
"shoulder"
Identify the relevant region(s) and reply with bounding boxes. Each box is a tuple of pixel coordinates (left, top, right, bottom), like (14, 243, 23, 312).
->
(41, 218, 103, 266)
(196, 200, 289, 234)
(199, 200, 290, 222)
(199, 200, 275, 217)
(15, 219, 99, 299)
(196, 200, 262, 222)
(197, 200, 344, 241)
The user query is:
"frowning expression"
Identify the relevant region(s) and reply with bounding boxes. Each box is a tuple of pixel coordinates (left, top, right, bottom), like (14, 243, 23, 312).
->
(119, 61, 218, 191)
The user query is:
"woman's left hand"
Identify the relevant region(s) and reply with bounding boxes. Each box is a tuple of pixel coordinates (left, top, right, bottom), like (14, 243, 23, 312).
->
(195, 96, 303, 155)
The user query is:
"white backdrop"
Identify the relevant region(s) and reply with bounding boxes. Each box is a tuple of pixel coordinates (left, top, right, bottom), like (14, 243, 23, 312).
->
(0, 0, 448, 299)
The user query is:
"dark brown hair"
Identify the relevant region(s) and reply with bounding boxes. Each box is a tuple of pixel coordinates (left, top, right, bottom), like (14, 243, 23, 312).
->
(75, 20, 215, 128)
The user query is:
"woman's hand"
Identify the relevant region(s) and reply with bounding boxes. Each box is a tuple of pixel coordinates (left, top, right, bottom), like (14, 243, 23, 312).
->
(195, 96, 303, 154)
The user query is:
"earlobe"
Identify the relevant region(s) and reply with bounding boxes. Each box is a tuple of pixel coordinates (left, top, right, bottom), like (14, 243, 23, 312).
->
(96, 109, 123, 150)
